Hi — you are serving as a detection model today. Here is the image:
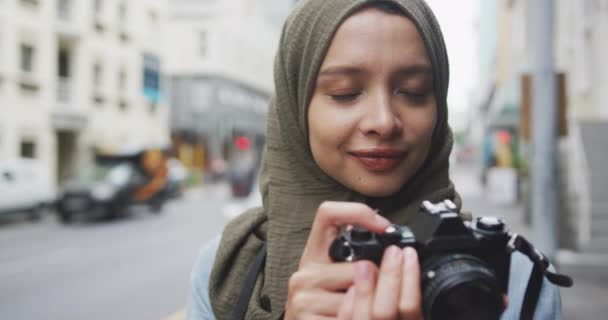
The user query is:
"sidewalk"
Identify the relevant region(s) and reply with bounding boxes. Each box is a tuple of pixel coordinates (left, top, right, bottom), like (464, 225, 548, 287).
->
(451, 162, 608, 320)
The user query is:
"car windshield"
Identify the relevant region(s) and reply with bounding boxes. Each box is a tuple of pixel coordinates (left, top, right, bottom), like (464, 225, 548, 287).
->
(74, 162, 133, 185)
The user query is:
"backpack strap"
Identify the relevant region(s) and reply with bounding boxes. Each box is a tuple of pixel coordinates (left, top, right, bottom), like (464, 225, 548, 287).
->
(231, 244, 267, 320)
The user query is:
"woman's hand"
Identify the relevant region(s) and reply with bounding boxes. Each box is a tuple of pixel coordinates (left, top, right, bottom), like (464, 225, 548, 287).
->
(337, 247, 423, 320)
(284, 201, 392, 319)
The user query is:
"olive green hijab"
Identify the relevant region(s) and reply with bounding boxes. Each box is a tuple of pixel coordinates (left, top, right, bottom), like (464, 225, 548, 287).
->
(209, 0, 460, 318)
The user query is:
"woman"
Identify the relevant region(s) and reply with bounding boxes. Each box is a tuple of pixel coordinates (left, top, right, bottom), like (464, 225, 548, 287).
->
(188, 0, 563, 319)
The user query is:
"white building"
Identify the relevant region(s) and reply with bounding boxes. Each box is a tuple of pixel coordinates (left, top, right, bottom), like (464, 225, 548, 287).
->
(0, 0, 171, 186)
(165, 0, 288, 165)
(492, 0, 608, 256)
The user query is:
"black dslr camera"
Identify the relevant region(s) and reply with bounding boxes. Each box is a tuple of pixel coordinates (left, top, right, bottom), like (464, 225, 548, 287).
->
(329, 199, 573, 320)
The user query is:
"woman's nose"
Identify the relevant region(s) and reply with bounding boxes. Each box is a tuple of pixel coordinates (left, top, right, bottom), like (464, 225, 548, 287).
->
(359, 92, 402, 139)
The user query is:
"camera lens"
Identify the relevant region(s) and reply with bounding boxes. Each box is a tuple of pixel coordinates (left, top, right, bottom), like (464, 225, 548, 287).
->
(421, 254, 504, 320)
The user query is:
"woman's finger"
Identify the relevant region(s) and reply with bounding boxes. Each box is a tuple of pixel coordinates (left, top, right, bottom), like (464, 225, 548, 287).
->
(372, 246, 403, 319)
(288, 290, 347, 316)
(352, 261, 378, 320)
(337, 286, 355, 320)
(288, 262, 356, 292)
(301, 201, 391, 265)
(399, 247, 423, 320)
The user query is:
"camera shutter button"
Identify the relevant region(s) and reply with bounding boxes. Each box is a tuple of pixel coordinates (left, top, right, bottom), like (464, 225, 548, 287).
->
(380, 225, 402, 245)
(476, 217, 506, 233)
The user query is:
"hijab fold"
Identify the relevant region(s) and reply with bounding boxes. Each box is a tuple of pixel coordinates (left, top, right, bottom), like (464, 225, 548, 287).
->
(209, 1, 460, 318)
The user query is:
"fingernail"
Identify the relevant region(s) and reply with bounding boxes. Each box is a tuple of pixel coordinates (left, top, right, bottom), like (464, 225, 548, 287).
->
(404, 247, 417, 266)
(356, 261, 371, 281)
(374, 214, 391, 228)
(384, 245, 401, 264)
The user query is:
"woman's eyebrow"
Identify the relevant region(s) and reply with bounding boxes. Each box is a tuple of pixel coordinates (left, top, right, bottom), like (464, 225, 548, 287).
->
(394, 64, 433, 78)
(318, 66, 366, 78)
(318, 64, 431, 79)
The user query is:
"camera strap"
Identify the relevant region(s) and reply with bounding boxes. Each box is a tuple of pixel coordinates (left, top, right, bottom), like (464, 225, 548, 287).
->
(507, 233, 573, 319)
(507, 233, 573, 287)
(231, 243, 267, 320)
(521, 263, 544, 320)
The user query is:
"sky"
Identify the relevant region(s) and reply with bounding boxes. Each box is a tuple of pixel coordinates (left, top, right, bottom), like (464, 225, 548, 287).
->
(425, 0, 481, 130)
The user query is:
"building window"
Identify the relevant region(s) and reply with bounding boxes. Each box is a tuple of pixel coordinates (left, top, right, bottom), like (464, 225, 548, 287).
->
(20, 140, 36, 158)
(143, 54, 160, 104)
(20, 44, 35, 72)
(118, 2, 130, 41)
(146, 10, 159, 44)
(199, 31, 208, 57)
(118, 68, 128, 110)
(57, 0, 71, 20)
(93, 62, 102, 87)
(118, 68, 126, 91)
(0, 29, 4, 75)
(20, 0, 39, 8)
(94, 0, 102, 13)
(0, 127, 3, 159)
(18, 43, 39, 91)
(94, 0, 104, 32)
(148, 10, 158, 26)
(93, 62, 104, 104)
(118, 1, 127, 23)
(58, 47, 70, 78)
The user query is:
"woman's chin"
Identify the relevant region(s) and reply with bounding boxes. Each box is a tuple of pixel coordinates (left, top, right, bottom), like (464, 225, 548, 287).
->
(351, 181, 402, 198)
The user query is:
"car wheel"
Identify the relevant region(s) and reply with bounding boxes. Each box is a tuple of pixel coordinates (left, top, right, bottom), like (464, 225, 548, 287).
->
(106, 204, 125, 219)
(150, 199, 164, 213)
(27, 205, 43, 221)
(58, 211, 73, 223)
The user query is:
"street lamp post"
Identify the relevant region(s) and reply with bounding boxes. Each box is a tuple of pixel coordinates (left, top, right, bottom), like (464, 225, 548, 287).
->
(531, 0, 558, 260)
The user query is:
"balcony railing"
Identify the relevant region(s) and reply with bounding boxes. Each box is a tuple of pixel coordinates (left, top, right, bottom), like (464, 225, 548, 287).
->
(53, 76, 87, 130)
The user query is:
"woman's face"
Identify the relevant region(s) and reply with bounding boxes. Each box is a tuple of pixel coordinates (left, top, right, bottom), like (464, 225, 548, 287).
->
(308, 7, 437, 197)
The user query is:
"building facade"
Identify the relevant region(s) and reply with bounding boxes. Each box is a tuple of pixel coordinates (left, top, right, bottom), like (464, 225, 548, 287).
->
(0, 0, 170, 187)
(165, 0, 288, 177)
(474, 0, 608, 254)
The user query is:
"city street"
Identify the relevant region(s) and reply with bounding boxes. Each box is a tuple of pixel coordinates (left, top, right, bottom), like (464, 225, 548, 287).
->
(0, 185, 234, 320)
(1, 163, 607, 320)
(1, 0, 606, 319)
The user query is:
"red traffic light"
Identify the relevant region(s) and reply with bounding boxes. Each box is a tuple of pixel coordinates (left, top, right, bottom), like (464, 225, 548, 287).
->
(235, 136, 251, 151)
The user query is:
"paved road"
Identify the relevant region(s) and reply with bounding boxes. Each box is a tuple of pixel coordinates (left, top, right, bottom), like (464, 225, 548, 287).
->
(0, 184, 234, 320)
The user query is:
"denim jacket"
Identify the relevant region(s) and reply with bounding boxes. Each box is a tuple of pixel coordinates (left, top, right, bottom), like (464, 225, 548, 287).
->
(187, 236, 562, 320)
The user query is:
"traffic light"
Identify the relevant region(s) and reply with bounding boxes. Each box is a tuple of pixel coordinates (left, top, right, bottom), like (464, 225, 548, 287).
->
(235, 136, 251, 151)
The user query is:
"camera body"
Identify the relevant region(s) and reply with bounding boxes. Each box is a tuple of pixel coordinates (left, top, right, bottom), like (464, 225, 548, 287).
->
(330, 200, 512, 319)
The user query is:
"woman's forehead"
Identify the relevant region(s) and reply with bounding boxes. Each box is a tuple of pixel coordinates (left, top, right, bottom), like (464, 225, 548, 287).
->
(318, 7, 431, 77)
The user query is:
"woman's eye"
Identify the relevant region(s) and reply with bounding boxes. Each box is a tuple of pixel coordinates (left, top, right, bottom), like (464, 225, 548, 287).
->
(396, 90, 429, 102)
(329, 93, 361, 102)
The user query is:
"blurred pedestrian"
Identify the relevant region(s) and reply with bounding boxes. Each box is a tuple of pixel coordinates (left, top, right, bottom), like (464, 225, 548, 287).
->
(187, 1, 563, 319)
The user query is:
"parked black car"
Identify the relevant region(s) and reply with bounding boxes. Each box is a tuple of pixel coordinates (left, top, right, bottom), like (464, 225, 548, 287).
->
(56, 148, 169, 222)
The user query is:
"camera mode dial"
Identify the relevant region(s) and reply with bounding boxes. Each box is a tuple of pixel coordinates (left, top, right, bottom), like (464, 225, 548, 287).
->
(475, 217, 506, 233)
(351, 226, 374, 242)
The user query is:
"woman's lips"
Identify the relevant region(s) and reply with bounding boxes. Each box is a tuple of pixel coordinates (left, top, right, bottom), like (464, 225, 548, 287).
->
(349, 149, 406, 172)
